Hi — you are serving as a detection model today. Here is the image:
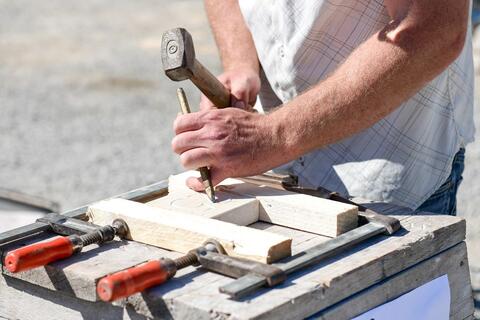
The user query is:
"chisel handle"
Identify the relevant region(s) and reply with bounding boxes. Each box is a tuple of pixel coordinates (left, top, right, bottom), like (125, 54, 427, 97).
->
(96, 258, 177, 302)
(4, 236, 75, 273)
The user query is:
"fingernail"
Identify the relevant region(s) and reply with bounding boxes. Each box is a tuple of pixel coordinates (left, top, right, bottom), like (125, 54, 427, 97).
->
(234, 101, 245, 109)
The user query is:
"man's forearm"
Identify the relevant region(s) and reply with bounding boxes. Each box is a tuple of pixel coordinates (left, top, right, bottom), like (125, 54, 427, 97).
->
(172, 0, 470, 188)
(269, 0, 469, 159)
(204, 0, 259, 73)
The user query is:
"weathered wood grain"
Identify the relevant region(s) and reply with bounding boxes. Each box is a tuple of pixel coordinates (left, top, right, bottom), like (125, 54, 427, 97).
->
(1, 236, 171, 302)
(126, 215, 467, 319)
(0, 275, 150, 320)
(0, 213, 470, 319)
(87, 198, 292, 263)
(1, 241, 473, 320)
(312, 242, 474, 320)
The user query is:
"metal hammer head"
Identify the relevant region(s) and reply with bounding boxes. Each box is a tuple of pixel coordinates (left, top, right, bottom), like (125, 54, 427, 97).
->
(161, 28, 196, 81)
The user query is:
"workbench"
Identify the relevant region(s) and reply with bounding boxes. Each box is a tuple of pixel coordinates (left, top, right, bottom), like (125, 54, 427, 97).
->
(0, 181, 475, 319)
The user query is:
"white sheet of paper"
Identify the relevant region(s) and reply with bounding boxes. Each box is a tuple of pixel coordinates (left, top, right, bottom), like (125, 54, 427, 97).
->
(352, 275, 450, 320)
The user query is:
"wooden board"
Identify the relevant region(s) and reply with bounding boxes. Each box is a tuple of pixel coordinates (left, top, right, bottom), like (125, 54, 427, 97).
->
(87, 198, 291, 263)
(1, 212, 472, 319)
(146, 181, 259, 227)
(0, 242, 472, 320)
(148, 171, 358, 236)
(119, 215, 471, 319)
(219, 182, 358, 236)
(312, 242, 474, 320)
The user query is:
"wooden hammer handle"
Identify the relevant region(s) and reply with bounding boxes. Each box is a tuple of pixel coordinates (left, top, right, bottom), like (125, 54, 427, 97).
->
(191, 60, 231, 108)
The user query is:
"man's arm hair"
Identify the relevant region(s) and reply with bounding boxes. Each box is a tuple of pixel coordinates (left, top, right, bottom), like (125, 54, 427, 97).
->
(204, 0, 259, 73)
(268, 0, 469, 160)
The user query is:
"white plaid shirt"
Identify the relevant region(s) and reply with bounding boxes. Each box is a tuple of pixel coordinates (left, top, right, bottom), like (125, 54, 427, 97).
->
(239, 0, 475, 209)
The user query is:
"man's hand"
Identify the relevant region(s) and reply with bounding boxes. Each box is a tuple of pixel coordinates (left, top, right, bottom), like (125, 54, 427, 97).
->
(172, 108, 285, 191)
(199, 68, 261, 111)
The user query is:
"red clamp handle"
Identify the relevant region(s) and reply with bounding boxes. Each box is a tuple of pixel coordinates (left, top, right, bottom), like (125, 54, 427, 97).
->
(97, 259, 176, 302)
(4, 236, 74, 273)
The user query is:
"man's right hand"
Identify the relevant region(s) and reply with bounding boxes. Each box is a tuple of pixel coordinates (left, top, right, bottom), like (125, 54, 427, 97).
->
(199, 67, 261, 111)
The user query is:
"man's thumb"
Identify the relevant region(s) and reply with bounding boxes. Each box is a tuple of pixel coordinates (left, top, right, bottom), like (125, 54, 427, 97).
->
(185, 169, 227, 192)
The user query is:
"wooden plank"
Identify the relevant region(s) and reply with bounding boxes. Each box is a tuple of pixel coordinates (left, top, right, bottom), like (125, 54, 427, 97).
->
(127, 215, 466, 319)
(0, 180, 168, 247)
(0, 241, 473, 320)
(220, 182, 358, 236)
(87, 199, 292, 263)
(0, 275, 149, 320)
(147, 182, 259, 227)
(152, 171, 358, 237)
(0, 233, 172, 302)
(312, 242, 474, 320)
(0, 214, 469, 319)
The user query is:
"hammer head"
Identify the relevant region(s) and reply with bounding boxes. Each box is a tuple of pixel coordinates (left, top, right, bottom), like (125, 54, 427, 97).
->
(161, 28, 196, 81)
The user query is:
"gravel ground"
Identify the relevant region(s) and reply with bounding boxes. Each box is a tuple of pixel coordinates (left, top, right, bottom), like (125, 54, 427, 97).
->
(0, 0, 219, 208)
(0, 1, 478, 316)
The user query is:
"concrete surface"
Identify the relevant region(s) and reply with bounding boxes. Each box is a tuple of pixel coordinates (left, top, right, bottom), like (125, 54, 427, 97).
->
(0, 0, 218, 209)
(0, 1, 478, 317)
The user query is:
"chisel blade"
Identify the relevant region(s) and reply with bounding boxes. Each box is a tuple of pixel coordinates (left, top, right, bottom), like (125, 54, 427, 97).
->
(200, 167, 216, 203)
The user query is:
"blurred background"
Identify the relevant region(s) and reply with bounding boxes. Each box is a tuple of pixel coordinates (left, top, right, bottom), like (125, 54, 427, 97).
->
(0, 0, 478, 316)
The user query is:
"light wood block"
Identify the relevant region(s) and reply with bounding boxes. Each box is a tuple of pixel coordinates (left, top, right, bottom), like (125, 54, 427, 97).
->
(220, 182, 358, 236)
(147, 173, 258, 226)
(87, 198, 291, 263)
(150, 171, 358, 236)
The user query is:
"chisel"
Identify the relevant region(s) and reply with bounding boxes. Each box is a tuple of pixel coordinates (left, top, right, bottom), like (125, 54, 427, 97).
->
(176, 87, 216, 202)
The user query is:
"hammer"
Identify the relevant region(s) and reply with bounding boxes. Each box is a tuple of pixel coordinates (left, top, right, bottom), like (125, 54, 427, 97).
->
(161, 28, 232, 201)
(161, 28, 231, 108)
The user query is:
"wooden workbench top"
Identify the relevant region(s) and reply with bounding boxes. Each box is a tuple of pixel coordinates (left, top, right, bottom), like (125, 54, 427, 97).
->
(0, 203, 474, 319)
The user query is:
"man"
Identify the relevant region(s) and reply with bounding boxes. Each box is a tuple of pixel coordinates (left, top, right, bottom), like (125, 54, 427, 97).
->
(172, 0, 474, 214)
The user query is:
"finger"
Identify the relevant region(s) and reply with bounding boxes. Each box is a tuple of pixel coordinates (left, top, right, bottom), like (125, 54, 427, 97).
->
(199, 94, 216, 111)
(200, 74, 232, 110)
(209, 168, 228, 186)
(231, 96, 254, 111)
(232, 99, 246, 109)
(247, 93, 258, 107)
(186, 169, 228, 191)
(171, 130, 209, 154)
(179, 147, 213, 170)
(230, 86, 248, 110)
(173, 113, 205, 135)
(229, 79, 254, 110)
(217, 74, 232, 88)
(186, 176, 205, 191)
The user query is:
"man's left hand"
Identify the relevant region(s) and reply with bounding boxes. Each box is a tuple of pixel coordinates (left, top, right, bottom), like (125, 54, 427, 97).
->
(172, 108, 284, 191)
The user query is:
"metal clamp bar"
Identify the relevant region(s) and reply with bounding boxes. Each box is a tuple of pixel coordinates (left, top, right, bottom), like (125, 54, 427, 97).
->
(196, 249, 286, 287)
(0, 180, 168, 246)
(36, 213, 100, 236)
(219, 223, 387, 299)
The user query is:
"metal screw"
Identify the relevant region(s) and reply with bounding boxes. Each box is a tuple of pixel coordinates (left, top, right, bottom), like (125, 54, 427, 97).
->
(168, 41, 178, 54)
(174, 252, 198, 269)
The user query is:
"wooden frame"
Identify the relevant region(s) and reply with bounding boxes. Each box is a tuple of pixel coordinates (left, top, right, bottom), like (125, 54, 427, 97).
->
(87, 171, 359, 263)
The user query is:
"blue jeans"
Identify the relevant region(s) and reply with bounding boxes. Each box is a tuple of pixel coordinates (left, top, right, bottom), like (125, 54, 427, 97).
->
(415, 148, 465, 216)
